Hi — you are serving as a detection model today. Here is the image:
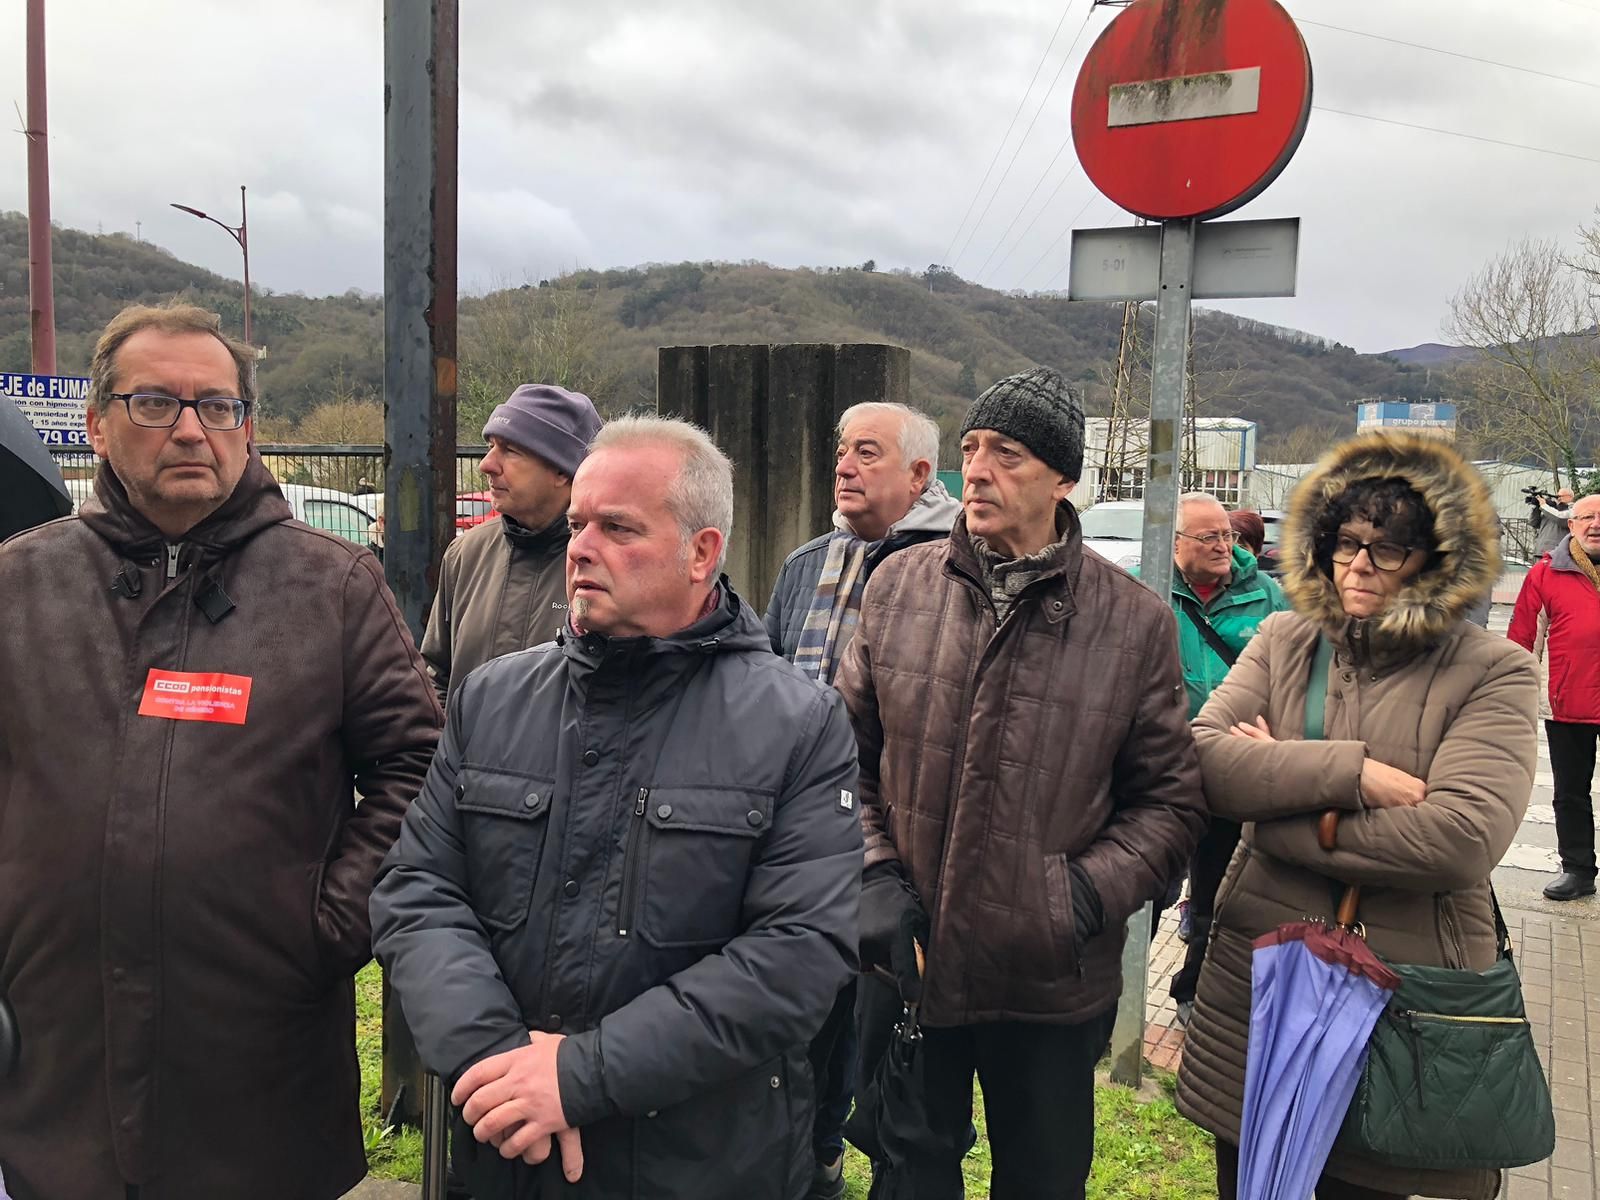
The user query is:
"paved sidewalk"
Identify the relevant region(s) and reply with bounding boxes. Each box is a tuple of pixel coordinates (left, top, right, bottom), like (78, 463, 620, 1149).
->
(1140, 902, 1590, 1199)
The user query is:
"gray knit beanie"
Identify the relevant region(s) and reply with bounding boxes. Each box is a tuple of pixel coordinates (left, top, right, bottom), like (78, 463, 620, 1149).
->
(482, 384, 603, 478)
(958, 367, 1083, 481)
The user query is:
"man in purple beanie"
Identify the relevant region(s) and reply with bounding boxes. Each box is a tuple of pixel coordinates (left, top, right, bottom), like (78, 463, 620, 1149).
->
(421, 384, 603, 706)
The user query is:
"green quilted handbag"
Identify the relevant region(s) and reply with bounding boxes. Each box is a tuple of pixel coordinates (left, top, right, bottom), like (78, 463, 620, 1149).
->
(1332, 895, 1555, 1170)
(1307, 639, 1555, 1170)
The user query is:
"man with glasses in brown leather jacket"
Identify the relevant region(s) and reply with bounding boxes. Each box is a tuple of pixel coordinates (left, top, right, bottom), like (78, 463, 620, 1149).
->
(0, 302, 441, 1200)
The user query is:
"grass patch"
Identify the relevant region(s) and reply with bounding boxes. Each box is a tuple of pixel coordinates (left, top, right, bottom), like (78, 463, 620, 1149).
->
(356, 962, 1214, 1196)
(357, 963, 423, 1181)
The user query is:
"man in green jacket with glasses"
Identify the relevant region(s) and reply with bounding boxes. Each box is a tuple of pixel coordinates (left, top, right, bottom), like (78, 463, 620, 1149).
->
(1139, 492, 1288, 1022)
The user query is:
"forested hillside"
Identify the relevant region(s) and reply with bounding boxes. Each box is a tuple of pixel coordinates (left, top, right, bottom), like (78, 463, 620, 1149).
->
(1, 213, 1448, 451)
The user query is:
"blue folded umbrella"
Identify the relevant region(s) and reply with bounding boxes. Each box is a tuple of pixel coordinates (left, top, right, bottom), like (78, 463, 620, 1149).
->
(1236, 922, 1400, 1200)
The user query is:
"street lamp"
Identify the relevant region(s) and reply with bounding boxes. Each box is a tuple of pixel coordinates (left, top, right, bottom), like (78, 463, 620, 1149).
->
(171, 185, 251, 345)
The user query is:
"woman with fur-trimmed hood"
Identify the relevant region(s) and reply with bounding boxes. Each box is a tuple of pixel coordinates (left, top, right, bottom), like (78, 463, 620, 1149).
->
(1175, 431, 1538, 1199)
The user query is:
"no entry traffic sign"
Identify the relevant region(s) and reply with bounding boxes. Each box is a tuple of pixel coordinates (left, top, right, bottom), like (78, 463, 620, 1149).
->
(1071, 0, 1312, 221)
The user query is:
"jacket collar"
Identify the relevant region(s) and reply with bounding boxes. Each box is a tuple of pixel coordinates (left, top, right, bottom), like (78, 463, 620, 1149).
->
(1550, 535, 1582, 574)
(557, 579, 770, 699)
(945, 502, 1082, 624)
(78, 452, 292, 559)
(832, 478, 963, 541)
(1175, 545, 1265, 607)
(500, 512, 569, 556)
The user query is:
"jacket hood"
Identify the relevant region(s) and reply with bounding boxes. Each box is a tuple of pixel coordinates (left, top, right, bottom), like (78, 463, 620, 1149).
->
(1281, 431, 1500, 657)
(833, 478, 963, 540)
(79, 452, 293, 555)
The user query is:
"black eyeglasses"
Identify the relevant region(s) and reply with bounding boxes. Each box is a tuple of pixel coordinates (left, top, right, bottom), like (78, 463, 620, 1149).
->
(1177, 529, 1238, 548)
(108, 392, 251, 431)
(1329, 534, 1416, 572)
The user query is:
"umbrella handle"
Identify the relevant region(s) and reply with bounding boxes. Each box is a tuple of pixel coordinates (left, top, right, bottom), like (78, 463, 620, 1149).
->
(1318, 810, 1364, 931)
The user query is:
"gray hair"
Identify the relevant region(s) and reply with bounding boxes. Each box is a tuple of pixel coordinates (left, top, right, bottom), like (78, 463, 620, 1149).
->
(837, 402, 941, 478)
(590, 415, 734, 572)
(1177, 491, 1227, 530)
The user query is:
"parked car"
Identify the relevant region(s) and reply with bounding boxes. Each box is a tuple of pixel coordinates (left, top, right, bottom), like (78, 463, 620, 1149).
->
(456, 490, 495, 530)
(1079, 500, 1144, 571)
(278, 483, 378, 548)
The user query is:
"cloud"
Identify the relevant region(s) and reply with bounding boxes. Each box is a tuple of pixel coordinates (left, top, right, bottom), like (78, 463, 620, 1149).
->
(2, 0, 1597, 353)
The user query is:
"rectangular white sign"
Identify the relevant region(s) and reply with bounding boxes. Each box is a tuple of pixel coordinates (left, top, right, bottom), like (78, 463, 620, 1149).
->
(1066, 218, 1299, 303)
(1107, 67, 1261, 128)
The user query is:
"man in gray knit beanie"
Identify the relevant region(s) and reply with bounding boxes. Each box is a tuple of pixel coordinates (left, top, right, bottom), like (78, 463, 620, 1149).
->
(420, 383, 603, 706)
(836, 363, 1201, 1198)
(958, 366, 1084, 484)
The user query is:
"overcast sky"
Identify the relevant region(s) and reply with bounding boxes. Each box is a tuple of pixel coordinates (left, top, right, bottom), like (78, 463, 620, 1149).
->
(4, 0, 1597, 353)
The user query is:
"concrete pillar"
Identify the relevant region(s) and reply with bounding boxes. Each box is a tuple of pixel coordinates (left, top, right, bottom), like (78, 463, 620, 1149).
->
(657, 345, 709, 426)
(657, 342, 911, 609)
(765, 344, 840, 594)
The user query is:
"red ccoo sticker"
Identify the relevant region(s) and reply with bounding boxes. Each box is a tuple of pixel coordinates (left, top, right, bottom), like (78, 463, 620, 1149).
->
(137, 669, 253, 725)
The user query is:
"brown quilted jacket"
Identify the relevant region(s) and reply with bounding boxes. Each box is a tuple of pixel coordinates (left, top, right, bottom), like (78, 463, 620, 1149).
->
(834, 509, 1205, 1027)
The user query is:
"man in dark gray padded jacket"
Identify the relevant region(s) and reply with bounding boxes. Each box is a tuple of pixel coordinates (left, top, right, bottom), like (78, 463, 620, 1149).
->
(372, 415, 863, 1200)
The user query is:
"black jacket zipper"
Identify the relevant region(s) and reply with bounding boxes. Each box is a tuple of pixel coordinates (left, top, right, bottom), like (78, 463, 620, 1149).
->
(617, 788, 648, 937)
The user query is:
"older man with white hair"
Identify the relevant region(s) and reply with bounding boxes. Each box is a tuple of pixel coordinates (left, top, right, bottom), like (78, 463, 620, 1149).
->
(763, 400, 959, 1197)
(373, 416, 863, 1200)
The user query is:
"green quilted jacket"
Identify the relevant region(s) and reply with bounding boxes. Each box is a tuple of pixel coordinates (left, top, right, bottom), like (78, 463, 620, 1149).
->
(1139, 545, 1289, 718)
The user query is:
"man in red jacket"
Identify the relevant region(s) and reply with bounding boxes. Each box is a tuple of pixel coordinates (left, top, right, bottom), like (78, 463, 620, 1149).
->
(1510, 492, 1600, 900)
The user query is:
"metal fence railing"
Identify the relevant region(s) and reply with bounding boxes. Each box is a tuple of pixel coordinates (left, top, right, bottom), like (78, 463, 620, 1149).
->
(49, 444, 491, 510)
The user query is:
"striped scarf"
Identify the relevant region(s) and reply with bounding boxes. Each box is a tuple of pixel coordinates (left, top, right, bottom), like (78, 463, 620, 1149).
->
(1570, 536, 1600, 594)
(791, 533, 870, 683)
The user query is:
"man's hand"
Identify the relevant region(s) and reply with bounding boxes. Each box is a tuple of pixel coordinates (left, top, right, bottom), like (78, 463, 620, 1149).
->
(1227, 715, 1276, 742)
(1359, 758, 1426, 809)
(859, 863, 928, 1001)
(452, 1033, 584, 1179)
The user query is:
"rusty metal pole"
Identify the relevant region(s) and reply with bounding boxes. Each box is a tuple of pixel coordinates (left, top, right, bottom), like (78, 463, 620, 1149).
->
(381, 0, 458, 1140)
(25, 0, 56, 374)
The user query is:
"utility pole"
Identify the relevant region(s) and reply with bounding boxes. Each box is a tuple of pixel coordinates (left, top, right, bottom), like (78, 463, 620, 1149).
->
(382, 6, 458, 1186)
(25, 0, 56, 373)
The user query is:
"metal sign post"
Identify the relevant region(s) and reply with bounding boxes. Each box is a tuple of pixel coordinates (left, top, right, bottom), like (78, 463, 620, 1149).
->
(1109, 218, 1193, 1086)
(1068, 0, 1313, 1087)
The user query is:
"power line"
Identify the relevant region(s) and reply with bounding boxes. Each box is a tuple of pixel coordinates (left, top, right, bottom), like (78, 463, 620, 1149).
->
(939, 2, 1077, 267)
(981, 157, 1085, 284)
(1313, 104, 1600, 166)
(1021, 191, 1104, 291)
(966, 14, 1103, 281)
(949, 9, 1097, 271)
(1297, 18, 1600, 91)
(972, 131, 1083, 283)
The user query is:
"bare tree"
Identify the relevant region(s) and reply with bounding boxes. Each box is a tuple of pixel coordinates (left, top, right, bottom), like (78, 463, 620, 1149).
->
(1572, 207, 1600, 302)
(1258, 422, 1343, 464)
(1446, 236, 1600, 483)
(458, 283, 626, 435)
(296, 399, 385, 444)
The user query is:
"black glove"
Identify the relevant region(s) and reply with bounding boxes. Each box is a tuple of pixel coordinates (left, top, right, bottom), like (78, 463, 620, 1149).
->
(859, 862, 929, 1002)
(1067, 862, 1105, 948)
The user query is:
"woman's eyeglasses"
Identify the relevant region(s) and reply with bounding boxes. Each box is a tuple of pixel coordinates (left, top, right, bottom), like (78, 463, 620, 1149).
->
(1328, 534, 1414, 572)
